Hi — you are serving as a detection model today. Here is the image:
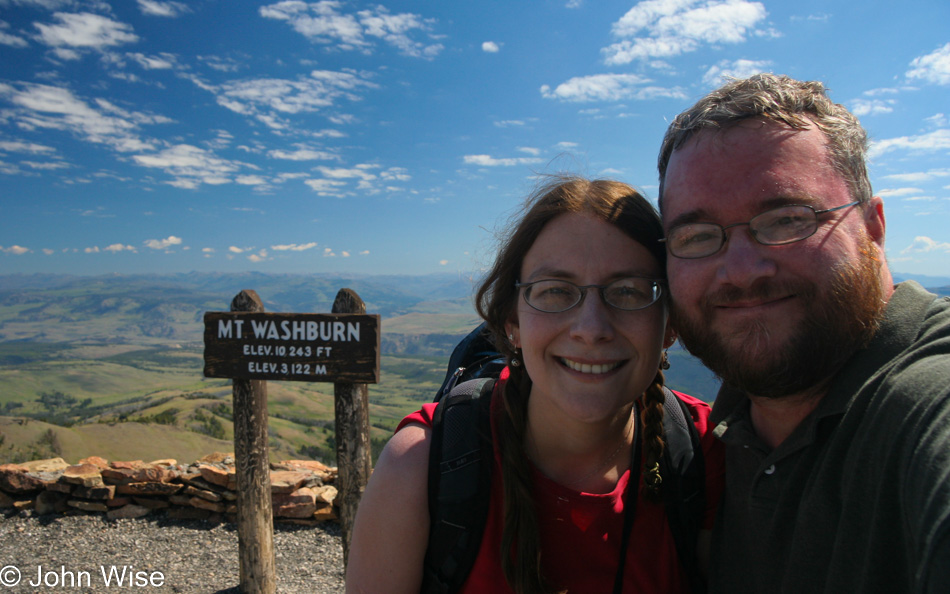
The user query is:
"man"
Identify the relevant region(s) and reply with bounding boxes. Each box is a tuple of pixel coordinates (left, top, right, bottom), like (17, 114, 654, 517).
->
(657, 73, 950, 593)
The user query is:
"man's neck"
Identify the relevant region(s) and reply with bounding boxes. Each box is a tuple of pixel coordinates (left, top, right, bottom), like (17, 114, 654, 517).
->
(748, 387, 826, 449)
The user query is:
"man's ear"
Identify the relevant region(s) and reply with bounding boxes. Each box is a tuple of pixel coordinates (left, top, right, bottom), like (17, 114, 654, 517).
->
(865, 196, 886, 249)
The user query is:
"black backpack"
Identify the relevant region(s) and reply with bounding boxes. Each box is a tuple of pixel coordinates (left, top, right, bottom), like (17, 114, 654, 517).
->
(421, 323, 707, 594)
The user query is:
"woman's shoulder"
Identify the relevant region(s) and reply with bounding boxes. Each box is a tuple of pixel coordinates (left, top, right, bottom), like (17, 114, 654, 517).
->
(668, 389, 715, 435)
(397, 402, 440, 432)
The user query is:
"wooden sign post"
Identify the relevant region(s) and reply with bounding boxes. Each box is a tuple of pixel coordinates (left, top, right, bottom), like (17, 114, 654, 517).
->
(204, 289, 380, 590)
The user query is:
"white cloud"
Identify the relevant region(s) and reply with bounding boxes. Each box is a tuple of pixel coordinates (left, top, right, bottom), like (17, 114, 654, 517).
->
(132, 144, 246, 186)
(439, 259, 449, 266)
(518, 147, 541, 156)
(900, 236, 950, 254)
(359, 250, 370, 256)
(260, 1, 443, 59)
(247, 249, 270, 263)
(127, 52, 177, 70)
(137, 0, 190, 18)
(869, 129, 950, 158)
(272, 242, 318, 252)
(882, 168, 950, 184)
(143, 235, 182, 250)
(211, 70, 379, 130)
(2, 245, 31, 255)
(0, 140, 56, 154)
(236, 175, 268, 185)
(540, 73, 685, 102)
(84, 246, 100, 253)
(494, 120, 525, 127)
(878, 187, 925, 198)
(604, 0, 769, 66)
(925, 113, 948, 128)
(482, 41, 500, 53)
(34, 12, 138, 50)
(0, 20, 29, 48)
(463, 154, 543, 167)
(907, 43, 950, 86)
(0, 82, 155, 153)
(702, 58, 771, 86)
(851, 98, 896, 117)
(229, 246, 246, 254)
(104, 243, 136, 253)
(268, 147, 338, 161)
(304, 177, 347, 195)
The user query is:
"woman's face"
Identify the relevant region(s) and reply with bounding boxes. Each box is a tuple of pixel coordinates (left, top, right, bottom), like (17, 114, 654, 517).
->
(507, 212, 673, 425)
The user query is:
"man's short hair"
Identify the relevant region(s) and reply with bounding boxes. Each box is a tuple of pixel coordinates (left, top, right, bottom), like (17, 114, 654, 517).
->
(657, 73, 872, 211)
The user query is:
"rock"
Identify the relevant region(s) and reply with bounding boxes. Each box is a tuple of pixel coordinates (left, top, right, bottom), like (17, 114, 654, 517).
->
(313, 485, 338, 505)
(100, 467, 137, 485)
(106, 504, 151, 520)
(183, 486, 222, 502)
(79, 456, 109, 469)
(67, 499, 109, 512)
(110, 460, 145, 470)
(21, 458, 70, 472)
(149, 458, 177, 467)
(61, 464, 104, 488)
(132, 497, 169, 509)
(46, 481, 73, 494)
(313, 502, 338, 521)
(13, 499, 35, 511)
(198, 464, 233, 488)
(273, 487, 317, 518)
(106, 496, 133, 508)
(198, 452, 234, 465)
(115, 482, 182, 496)
(73, 484, 116, 500)
(168, 494, 193, 507)
(0, 465, 46, 493)
(0, 491, 14, 508)
(189, 497, 227, 513)
(270, 470, 310, 494)
(166, 507, 210, 521)
(277, 459, 336, 483)
(36, 491, 70, 515)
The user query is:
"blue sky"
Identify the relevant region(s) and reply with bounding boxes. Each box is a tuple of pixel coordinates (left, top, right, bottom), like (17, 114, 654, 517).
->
(0, 0, 948, 278)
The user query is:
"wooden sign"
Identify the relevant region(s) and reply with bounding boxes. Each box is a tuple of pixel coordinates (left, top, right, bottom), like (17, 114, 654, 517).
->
(203, 312, 380, 383)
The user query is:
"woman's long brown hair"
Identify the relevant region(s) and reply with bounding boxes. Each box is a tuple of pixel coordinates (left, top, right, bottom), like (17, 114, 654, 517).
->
(474, 176, 669, 593)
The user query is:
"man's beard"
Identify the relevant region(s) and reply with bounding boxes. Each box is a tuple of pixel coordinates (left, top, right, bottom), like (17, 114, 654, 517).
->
(671, 240, 887, 399)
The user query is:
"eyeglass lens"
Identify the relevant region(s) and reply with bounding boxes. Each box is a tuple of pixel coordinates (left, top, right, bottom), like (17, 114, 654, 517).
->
(667, 204, 820, 258)
(522, 278, 660, 312)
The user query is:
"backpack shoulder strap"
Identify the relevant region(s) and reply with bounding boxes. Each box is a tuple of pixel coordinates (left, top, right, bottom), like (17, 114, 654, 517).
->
(659, 386, 707, 594)
(421, 377, 496, 594)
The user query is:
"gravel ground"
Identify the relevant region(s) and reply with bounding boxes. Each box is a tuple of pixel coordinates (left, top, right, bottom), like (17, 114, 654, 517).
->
(0, 511, 345, 593)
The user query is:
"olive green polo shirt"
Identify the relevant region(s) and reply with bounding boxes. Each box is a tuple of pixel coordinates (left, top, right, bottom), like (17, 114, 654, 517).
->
(708, 281, 950, 594)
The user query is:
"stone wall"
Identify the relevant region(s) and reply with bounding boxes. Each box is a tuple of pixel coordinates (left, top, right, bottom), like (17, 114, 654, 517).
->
(0, 453, 338, 524)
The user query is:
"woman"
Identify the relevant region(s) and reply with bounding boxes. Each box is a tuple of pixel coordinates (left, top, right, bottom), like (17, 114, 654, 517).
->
(346, 177, 723, 593)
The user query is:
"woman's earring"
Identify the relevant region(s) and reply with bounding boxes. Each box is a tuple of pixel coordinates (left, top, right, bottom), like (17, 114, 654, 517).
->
(660, 350, 671, 370)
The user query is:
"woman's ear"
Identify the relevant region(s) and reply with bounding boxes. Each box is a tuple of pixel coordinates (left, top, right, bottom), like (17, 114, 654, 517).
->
(505, 320, 521, 350)
(663, 325, 677, 350)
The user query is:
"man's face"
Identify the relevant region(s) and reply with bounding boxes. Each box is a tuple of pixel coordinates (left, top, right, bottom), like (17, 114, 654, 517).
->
(661, 120, 888, 398)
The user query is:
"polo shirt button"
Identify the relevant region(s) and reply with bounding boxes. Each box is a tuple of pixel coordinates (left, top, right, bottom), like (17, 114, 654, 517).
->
(764, 464, 776, 475)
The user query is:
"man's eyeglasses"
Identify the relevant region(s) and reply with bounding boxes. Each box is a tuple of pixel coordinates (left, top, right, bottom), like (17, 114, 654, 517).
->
(661, 201, 861, 259)
(514, 277, 664, 313)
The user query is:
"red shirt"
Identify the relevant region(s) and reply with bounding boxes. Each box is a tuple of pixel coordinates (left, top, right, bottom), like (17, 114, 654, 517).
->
(399, 373, 724, 593)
